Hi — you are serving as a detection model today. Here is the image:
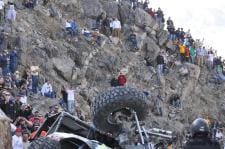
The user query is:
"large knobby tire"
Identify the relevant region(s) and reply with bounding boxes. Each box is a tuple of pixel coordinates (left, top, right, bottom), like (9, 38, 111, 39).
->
(28, 137, 61, 149)
(91, 86, 150, 136)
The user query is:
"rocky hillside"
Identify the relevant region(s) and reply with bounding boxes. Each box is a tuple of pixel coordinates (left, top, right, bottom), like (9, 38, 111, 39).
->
(7, 0, 225, 139)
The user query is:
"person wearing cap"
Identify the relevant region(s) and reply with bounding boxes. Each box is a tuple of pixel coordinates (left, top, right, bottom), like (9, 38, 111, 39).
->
(29, 111, 43, 124)
(12, 127, 23, 149)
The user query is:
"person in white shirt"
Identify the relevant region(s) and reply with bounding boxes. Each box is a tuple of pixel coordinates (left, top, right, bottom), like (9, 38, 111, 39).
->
(41, 80, 54, 98)
(66, 85, 75, 114)
(20, 95, 27, 105)
(7, 4, 17, 22)
(0, 0, 4, 22)
(12, 127, 23, 149)
(216, 129, 223, 141)
(22, 132, 30, 149)
(208, 51, 214, 70)
(112, 18, 121, 39)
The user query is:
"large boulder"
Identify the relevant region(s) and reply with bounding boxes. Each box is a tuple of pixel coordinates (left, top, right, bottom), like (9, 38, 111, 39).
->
(141, 37, 160, 60)
(102, 1, 119, 18)
(52, 57, 75, 81)
(157, 30, 169, 46)
(134, 8, 156, 28)
(81, 0, 105, 18)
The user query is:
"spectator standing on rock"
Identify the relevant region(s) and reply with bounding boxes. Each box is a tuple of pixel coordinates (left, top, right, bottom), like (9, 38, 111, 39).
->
(30, 65, 39, 94)
(66, 85, 75, 115)
(156, 7, 164, 28)
(118, 72, 127, 86)
(10, 50, 18, 74)
(178, 43, 185, 63)
(60, 85, 68, 110)
(6, 4, 16, 22)
(208, 51, 214, 70)
(112, 18, 121, 39)
(0, 0, 4, 23)
(197, 46, 204, 67)
(156, 51, 164, 76)
(12, 127, 23, 149)
(185, 45, 190, 62)
(189, 46, 196, 64)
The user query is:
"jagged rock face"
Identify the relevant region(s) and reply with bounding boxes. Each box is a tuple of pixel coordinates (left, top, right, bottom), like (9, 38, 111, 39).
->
(8, 0, 225, 138)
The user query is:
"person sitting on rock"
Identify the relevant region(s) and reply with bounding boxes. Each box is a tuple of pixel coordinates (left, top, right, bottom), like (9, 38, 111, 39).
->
(70, 19, 79, 37)
(65, 20, 73, 36)
(91, 29, 102, 46)
(215, 65, 225, 81)
(129, 32, 138, 51)
(110, 76, 119, 87)
(117, 72, 127, 86)
(41, 80, 54, 98)
(112, 18, 121, 39)
(82, 28, 91, 37)
(169, 94, 181, 109)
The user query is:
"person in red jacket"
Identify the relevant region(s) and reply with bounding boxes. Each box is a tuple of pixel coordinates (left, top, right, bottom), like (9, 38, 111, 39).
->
(117, 72, 127, 86)
(185, 46, 190, 62)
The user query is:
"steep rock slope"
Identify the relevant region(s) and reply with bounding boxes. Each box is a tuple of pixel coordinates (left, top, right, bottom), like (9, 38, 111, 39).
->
(7, 0, 225, 137)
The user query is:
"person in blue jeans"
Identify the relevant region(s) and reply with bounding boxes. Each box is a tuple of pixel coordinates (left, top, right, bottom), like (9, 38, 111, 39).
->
(66, 85, 75, 115)
(31, 75, 38, 93)
(10, 50, 18, 74)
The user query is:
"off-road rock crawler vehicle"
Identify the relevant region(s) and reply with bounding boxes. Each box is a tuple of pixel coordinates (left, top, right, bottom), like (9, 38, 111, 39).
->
(29, 86, 176, 149)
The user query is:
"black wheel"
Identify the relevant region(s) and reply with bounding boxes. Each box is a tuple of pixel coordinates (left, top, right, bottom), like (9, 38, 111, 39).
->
(91, 86, 150, 136)
(29, 137, 61, 149)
